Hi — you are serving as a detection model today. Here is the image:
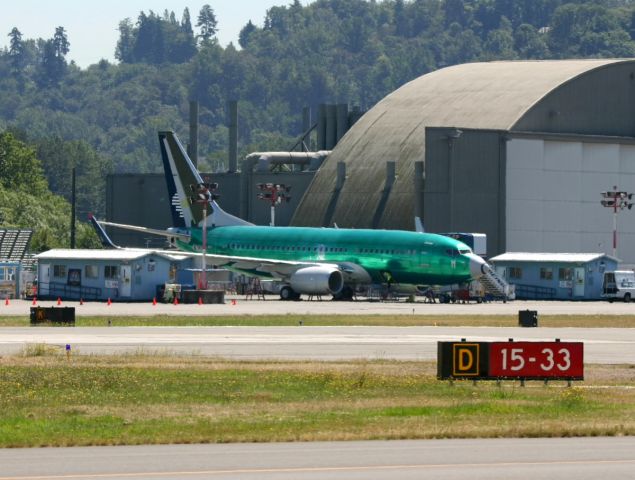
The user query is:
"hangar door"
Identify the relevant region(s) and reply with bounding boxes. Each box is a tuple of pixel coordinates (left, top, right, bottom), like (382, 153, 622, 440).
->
(506, 136, 635, 263)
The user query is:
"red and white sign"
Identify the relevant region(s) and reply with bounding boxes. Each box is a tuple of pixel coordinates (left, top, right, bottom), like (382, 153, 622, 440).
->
(489, 342, 584, 378)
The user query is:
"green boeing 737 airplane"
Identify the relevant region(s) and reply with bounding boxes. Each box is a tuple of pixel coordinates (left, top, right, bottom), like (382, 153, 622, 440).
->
(98, 131, 487, 300)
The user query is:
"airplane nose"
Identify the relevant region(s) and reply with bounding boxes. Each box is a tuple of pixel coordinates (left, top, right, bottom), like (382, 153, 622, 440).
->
(468, 254, 486, 279)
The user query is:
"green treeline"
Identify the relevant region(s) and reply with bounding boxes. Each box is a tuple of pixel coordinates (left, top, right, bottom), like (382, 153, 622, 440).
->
(1, 0, 635, 247)
(0, 132, 99, 250)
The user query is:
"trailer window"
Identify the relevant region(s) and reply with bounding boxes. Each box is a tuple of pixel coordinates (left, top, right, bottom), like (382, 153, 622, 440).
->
(509, 267, 522, 279)
(53, 265, 66, 278)
(540, 268, 553, 280)
(105, 265, 119, 279)
(558, 268, 573, 281)
(85, 265, 99, 279)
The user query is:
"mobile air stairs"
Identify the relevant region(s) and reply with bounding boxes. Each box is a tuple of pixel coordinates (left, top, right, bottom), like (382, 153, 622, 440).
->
(478, 263, 515, 301)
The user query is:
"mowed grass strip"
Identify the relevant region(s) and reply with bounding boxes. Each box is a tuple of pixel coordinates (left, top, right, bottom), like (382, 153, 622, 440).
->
(0, 355, 634, 447)
(2, 314, 635, 327)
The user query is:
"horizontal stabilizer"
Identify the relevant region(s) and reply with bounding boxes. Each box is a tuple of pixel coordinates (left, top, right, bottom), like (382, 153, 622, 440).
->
(96, 219, 191, 242)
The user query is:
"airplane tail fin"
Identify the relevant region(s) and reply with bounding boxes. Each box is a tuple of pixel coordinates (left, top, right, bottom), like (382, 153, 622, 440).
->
(89, 214, 120, 249)
(158, 131, 252, 228)
(415, 217, 425, 233)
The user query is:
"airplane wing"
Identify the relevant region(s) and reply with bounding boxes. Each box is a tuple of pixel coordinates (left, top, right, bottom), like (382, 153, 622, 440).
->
(183, 253, 370, 283)
(197, 253, 326, 278)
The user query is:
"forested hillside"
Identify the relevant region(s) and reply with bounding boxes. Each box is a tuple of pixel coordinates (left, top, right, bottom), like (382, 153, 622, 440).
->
(1, 0, 635, 236)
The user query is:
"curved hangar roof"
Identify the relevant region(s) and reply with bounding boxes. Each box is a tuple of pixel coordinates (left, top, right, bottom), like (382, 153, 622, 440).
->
(292, 59, 635, 230)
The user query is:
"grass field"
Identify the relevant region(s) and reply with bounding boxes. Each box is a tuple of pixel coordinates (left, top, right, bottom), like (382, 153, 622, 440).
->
(2, 314, 635, 327)
(0, 353, 633, 448)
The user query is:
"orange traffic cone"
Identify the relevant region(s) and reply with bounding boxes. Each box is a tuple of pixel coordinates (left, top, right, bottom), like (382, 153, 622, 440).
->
(5, 297, 9, 306)
(198, 297, 203, 305)
(32, 297, 37, 306)
(231, 299, 237, 306)
(152, 297, 157, 306)
(173, 297, 179, 306)
(107, 298, 112, 306)
(79, 298, 84, 305)
(57, 297, 62, 306)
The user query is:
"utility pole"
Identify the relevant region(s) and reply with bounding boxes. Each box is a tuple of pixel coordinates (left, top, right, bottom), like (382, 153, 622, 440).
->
(256, 183, 291, 226)
(601, 186, 633, 258)
(70, 167, 76, 249)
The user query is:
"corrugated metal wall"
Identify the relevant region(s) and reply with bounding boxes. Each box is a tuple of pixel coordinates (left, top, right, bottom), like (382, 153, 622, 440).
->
(424, 128, 506, 257)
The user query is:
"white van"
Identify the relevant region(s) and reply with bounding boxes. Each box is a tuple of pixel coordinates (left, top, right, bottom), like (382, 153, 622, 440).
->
(602, 270, 635, 302)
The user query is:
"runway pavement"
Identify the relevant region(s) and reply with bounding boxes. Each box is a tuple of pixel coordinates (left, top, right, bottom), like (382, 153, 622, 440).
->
(0, 437, 633, 480)
(1, 297, 634, 316)
(0, 325, 633, 363)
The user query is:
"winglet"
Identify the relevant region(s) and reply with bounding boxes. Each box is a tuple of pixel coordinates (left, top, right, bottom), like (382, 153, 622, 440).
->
(89, 215, 120, 249)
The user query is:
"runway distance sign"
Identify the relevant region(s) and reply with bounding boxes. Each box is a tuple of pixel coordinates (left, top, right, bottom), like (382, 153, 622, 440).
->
(437, 341, 584, 381)
(489, 342, 583, 380)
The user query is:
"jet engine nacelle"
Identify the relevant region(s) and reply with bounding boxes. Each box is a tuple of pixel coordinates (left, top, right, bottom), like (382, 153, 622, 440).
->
(289, 266, 344, 295)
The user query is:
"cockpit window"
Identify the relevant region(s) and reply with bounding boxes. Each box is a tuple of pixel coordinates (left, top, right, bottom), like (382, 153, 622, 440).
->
(459, 249, 471, 255)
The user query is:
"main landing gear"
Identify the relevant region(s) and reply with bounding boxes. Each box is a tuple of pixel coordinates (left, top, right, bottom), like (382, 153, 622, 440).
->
(280, 286, 301, 301)
(332, 286, 355, 301)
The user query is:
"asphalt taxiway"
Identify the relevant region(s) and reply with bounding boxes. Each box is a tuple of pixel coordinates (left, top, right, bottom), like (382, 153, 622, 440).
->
(0, 325, 633, 363)
(0, 437, 633, 480)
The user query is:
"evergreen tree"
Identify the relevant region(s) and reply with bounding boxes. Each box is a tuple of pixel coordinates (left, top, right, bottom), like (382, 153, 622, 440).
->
(7, 28, 25, 76)
(52, 26, 70, 59)
(115, 19, 135, 63)
(197, 4, 218, 43)
(182, 7, 193, 36)
(444, 0, 467, 28)
(133, 11, 166, 64)
(171, 8, 197, 62)
(239, 20, 257, 48)
(36, 27, 70, 87)
(36, 40, 59, 87)
(394, 0, 409, 36)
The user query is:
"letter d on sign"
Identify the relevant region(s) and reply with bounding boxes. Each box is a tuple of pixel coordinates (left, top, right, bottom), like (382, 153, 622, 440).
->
(452, 343, 480, 377)
(458, 349, 473, 371)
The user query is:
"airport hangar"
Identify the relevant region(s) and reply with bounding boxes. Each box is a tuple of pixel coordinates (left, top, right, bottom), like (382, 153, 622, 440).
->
(109, 59, 635, 264)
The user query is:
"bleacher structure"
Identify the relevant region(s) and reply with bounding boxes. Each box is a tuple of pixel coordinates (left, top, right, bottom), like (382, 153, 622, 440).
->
(0, 229, 33, 263)
(0, 229, 35, 298)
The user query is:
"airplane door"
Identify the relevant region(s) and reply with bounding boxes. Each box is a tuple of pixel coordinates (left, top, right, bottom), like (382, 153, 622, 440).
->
(120, 265, 132, 297)
(574, 267, 585, 297)
(40, 264, 50, 295)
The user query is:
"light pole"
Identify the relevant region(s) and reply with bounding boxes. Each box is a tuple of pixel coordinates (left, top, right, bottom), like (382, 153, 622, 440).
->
(601, 186, 633, 258)
(189, 182, 218, 290)
(256, 183, 291, 226)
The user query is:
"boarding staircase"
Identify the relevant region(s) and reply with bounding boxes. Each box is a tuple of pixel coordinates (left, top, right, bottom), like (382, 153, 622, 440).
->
(478, 263, 515, 300)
